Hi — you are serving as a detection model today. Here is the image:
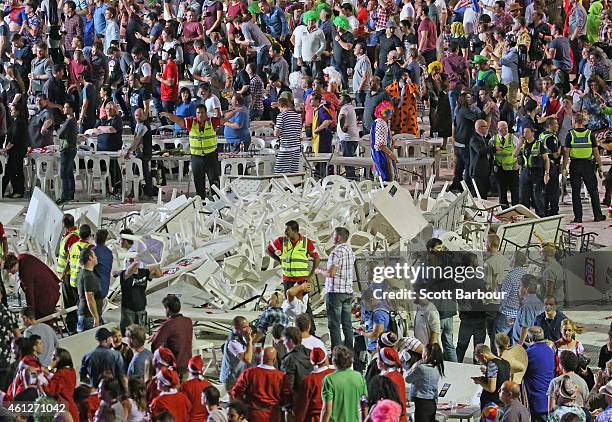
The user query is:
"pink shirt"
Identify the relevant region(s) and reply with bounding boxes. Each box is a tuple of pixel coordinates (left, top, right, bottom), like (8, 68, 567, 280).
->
(418, 17, 437, 52)
(182, 21, 203, 54)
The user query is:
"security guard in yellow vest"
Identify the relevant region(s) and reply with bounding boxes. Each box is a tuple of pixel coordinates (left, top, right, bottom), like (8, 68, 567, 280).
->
(493, 121, 520, 208)
(540, 119, 561, 216)
(64, 224, 92, 334)
(561, 112, 606, 223)
(161, 104, 219, 199)
(513, 126, 550, 217)
(56, 215, 80, 277)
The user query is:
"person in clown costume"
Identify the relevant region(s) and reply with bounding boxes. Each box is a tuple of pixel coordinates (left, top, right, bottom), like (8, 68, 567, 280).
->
(370, 100, 398, 183)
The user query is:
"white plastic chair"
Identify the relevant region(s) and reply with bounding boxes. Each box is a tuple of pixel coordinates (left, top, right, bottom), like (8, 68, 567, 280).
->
(249, 137, 265, 151)
(85, 154, 111, 198)
(34, 155, 61, 200)
(252, 127, 274, 138)
(118, 157, 144, 202)
(74, 155, 88, 197)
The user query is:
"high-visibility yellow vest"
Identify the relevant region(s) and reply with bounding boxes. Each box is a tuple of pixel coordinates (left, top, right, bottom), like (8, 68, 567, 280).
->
(68, 240, 90, 287)
(569, 128, 593, 159)
(521, 139, 545, 169)
(56, 229, 79, 274)
(494, 134, 518, 171)
(189, 119, 217, 156)
(280, 237, 311, 278)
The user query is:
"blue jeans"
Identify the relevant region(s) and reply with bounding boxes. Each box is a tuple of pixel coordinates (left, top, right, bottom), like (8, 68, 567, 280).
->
(440, 317, 458, 362)
(256, 45, 270, 75)
(452, 146, 468, 185)
(495, 312, 515, 336)
(60, 149, 77, 200)
(332, 62, 349, 90)
(342, 141, 358, 180)
(77, 315, 95, 333)
(326, 292, 354, 350)
(448, 88, 461, 116)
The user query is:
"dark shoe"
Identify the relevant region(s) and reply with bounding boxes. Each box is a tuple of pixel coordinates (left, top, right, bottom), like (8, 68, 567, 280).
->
(56, 198, 66, 205)
(571, 218, 582, 223)
(594, 215, 606, 222)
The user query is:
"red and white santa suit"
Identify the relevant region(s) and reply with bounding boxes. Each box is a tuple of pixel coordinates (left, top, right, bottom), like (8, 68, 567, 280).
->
(44, 367, 80, 421)
(379, 347, 408, 422)
(147, 347, 176, 404)
(231, 363, 290, 422)
(150, 368, 192, 422)
(293, 348, 335, 422)
(4, 355, 44, 402)
(178, 355, 212, 422)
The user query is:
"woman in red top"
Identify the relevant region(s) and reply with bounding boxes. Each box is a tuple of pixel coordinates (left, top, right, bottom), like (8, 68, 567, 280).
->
(294, 348, 335, 422)
(5, 337, 43, 402)
(178, 356, 212, 422)
(378, 347, 407, 422)
(44, 348, 79, 422)
(150, 368, 192, 422)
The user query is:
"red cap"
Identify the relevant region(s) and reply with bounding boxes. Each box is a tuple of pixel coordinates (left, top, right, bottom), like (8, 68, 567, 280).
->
(156, 368, 179, 387)
(188, 355, 204, 374)
(379, 347, 402, 368)
(153, 347, 176, 368)
(310, 347, 327, 366)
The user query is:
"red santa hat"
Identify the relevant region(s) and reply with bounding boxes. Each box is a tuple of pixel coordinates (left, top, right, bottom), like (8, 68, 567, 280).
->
(309, 348, 327, 366)
(156, 368, 179, 388)
(379, 347, 402, 369)
(188, 355, 204, 375)
(153, 347, 176, 368)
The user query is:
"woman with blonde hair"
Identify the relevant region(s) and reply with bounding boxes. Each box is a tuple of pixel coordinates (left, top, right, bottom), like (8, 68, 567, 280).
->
(553, 319, 585, 375)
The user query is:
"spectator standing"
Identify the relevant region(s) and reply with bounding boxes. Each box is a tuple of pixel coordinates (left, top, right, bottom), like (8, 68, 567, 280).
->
(179, 356, 212, 422)
(2, 104, 28, 198)
(548, 351, 590, 409)
(281, 326, 314, 394)
(296, 313, 325, 352)
(337, 95, 360, 180)
(93, 229, 113, 298)
(496, 251, 527, 336)
(511, 275, 544, 345)
(321, 346, 368, 422)
(595, 381, 612, 422)
(157, 48, 179, 120)
(222, 93, 251, 150)
(377, 347, 407, 422)
(473, 344, 511, 409)
(499, 381, 531, 421)
(524, 326, 555, 422)
(294, 348, 335, 422)
(495, 334, 528, 387)
(219, 316, 255, 392)
(273, 97, 302, 174)
(295, 11, 326, 80)
(56, 102, 78, 204)
(21, 307, 58, 367)
(76, 248, 103, 332)
(79, 327, 125, 387)
(553, 319, 585, 373)
(352, 42, 372, 107)
(414, 295, 441, 347)
(150, 368, 192, 422)
(405, 343, 444, 422)
(534, 296, 568, 342)
(125, 324, 153, 378)
(418, 6, 438, 64)
(315, 226, 355, 350)
(63, 1, 83, 58)
(548, 376, 589, 421)
(150, 294, 193, 375)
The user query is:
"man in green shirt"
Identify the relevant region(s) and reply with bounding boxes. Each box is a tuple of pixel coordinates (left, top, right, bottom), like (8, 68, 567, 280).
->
(473, 55, 499, 90)
(321, 345, 368, 422)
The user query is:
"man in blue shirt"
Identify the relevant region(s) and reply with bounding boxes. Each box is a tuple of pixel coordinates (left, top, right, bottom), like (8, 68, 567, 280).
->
(523, 326, 555, 422)
(80, 327, 125, 386)
(511, 275, 544, 345)
(258, 0, 289, 41)
(534, 295, 567, 342)
(92, 0, 108, 37)
(93, 229, 113, 298)
(596, 381, 612, 422)
(361, 288, 390, 352)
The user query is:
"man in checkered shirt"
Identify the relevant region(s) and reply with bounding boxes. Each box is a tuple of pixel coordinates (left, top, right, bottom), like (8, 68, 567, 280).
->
(496, 251, 528, 338)
(315, 227, 355, 351)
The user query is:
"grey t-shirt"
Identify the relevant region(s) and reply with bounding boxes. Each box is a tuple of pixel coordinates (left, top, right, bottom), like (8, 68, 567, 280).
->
(30, 57, 52, 95)
(127, 349, 153, 377)
(542, 260, 565, 304)
(548, 37, 572, 72)
(24, 323, 59, 367)
(77, 269, 104, 318)
(547, 373, 589, 407)
(28, 107, 54, 148)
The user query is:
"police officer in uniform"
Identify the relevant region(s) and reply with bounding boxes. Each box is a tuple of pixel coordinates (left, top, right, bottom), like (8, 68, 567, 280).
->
(561, 112, 606, 223)
(540, 119, 561, 216)
(161, 104, 220, 199)
(493, 121, 520, 208)
(514, 126, 551, 217)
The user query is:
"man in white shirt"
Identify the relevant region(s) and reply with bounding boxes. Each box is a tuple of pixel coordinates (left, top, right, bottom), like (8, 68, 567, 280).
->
(352, 42, 372, 107)
(282, 282, 309, 324)
(338, 94, 360, 180)
(414, 296, 441, 345)
(294, 11, 326, 79)
(198, 82, 222, 122)
(296, 313, 325, 352)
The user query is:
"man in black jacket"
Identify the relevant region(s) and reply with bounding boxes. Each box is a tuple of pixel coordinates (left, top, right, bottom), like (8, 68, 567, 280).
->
(456, 252, 487, 363)
(469, 119, 491, 199)
(281, 326, 313, 399)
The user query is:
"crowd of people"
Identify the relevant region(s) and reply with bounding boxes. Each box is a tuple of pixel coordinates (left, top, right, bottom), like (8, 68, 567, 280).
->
(0, 0, 607, 217)
(0, 217, 611, 421)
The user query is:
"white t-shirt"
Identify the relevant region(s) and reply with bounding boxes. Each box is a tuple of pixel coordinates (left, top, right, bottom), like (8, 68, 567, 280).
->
(400, 2, 416, 20)
(227, 338, 247, 357)
(302, 335, 326, 352)
(282, 294, 308, 323)
(205, 95, 222, 119)
(337, 104, 359, 142)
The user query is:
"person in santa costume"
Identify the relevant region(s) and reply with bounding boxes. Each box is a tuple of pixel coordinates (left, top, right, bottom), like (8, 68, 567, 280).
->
(293, 347, 335, 422)
(146, 347, 176, 404)
(231, 346, 290, 422)
(150, 367, 192, 422)
(179, 355, 212, 422)
(378, 347, 408, 422)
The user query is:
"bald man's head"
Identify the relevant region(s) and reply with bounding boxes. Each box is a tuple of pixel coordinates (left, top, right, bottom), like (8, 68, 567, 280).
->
(262, 347, 277, 366)
(134, 108, 145, 123)
(497, 121, 508, 136)
(499, 380, 520, 405)
(475, 119, 489, 136)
